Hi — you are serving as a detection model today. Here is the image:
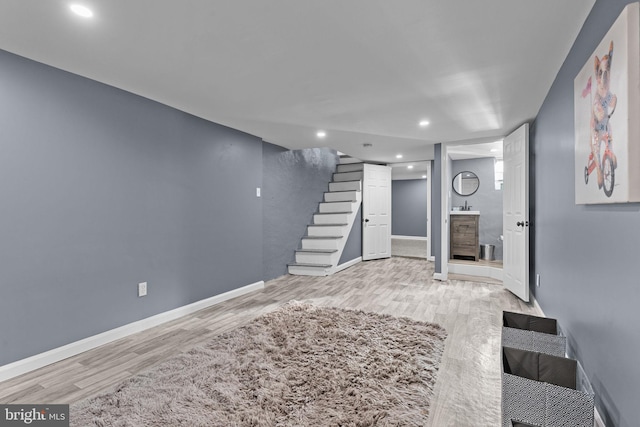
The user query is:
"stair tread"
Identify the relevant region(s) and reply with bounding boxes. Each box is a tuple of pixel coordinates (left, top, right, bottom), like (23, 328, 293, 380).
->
(302, 235, 343, 239)
(320, 201, 357, 204)
(330, 180, 362, 184)
(315, 211, 353, 215)
(296, 249, 338, 254)
(309, 223, 349, 227)
(288, 263, 332, 268)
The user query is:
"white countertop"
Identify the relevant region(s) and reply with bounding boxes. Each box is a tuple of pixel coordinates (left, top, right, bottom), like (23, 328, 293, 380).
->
(450, 210, 480, 215)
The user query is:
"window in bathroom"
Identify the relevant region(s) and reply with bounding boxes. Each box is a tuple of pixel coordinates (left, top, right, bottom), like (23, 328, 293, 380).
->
(495, 159, 504, 190)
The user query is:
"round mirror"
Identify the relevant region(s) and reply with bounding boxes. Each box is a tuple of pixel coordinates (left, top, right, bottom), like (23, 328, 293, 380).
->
(452, 171, 479, 196)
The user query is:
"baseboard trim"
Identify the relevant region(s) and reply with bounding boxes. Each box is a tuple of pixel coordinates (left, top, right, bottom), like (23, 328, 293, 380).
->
(334, 257, 362, 273)
(448, 262, 503, 281)
(0, 280, 265, 383)
(428, 256, 435, 261)
(391, 235, 428, 241)
(433, 272, 446, 281)
(530, 292, 545, 316)
(594, 406, 606, 427)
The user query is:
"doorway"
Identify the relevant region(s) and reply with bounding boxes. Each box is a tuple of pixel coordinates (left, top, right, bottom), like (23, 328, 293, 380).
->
(441, 140, 504, 281)
(389, 161, 432, 260)
(437, 124, 530, 302)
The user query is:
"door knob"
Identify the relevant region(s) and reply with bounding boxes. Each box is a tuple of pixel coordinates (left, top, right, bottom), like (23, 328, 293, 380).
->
(516, 221, 529, 227)
(364, 219, 370, 223)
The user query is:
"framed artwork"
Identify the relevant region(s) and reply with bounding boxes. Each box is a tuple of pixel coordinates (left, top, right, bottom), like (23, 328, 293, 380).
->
(574, 2, 640, 204)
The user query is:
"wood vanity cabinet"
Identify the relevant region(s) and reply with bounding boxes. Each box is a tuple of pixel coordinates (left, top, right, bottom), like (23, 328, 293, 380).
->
(450, 214, 479, 261)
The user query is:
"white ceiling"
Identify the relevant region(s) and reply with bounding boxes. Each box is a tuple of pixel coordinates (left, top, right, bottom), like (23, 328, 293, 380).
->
(391, 161, 430, 181)
(448, 140, 504, 160)
(0, 0, 594, 164)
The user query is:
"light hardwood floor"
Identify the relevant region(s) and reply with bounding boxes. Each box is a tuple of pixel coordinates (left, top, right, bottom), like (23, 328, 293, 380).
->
(0, 257, 539, 426)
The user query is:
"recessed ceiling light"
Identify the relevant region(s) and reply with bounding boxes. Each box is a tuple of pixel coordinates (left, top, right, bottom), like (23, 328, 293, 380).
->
(419, 120, 430, 127)
(490, 148, 499, 152)
(396, 154, 403, 159)
(422, 175, 427, 179)
(70, 4, 93, 18)
(407, 165, 414, 169)
(316, 131, 326, 138)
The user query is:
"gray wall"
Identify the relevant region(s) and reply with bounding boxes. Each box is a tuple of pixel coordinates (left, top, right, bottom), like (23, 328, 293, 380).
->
(0, 50, 263, 365)
(451, 158, 503, 260)
(433, 144, 442, 273)
(531, 0, 639, 425)
(262, 142, 340, 281)
(391, 179, 428, 237)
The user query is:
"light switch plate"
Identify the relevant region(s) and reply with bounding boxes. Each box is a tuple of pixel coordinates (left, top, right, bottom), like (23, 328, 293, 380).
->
(138, 282, 147, 297)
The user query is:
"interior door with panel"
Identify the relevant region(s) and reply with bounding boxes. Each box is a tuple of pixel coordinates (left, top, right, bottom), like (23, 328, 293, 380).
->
(503, 123, 530, 302)
(362, 164, 392, 261)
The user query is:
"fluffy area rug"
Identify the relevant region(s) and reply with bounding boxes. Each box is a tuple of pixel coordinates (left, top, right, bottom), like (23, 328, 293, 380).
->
(71, 302, 447, 426)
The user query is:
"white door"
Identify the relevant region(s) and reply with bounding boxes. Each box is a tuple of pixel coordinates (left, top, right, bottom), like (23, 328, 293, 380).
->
(503, 123, 530, 302)
(362, 164, 391, 261)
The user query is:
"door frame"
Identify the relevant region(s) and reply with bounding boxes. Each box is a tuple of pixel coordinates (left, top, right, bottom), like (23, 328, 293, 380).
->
(438, 130, 530, 291)
(426, 161, 433, 260)
(434, 144, 450, 281)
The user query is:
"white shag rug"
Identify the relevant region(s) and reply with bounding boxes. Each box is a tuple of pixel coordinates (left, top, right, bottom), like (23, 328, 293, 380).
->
(71, 302, 447, 426)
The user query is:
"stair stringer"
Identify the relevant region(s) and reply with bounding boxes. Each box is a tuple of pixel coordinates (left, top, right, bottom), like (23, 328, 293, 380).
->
(327, 192, 362, 275)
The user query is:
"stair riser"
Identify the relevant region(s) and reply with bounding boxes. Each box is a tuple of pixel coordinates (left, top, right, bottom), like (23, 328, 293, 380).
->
(339, 156, 361, 165)
(308, 225, 348, 236)
(319, 202, 354, 213)
(301, 239, 341, 250)
(288, 265, 330, 276)
(329, 181, 361, 192)
(295, 252, 338, 265)
(336, 163, 364, 173)
(314, 213, 349, 224)
(333, 171, 363, 182)
(324, 191, 359, 202)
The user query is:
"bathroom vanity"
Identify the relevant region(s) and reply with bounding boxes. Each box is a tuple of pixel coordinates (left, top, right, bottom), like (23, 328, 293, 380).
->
(450, 211, 480, 261)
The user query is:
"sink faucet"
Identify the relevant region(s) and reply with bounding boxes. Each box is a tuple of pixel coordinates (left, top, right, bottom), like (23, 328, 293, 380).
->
(464, 201, 468, 211)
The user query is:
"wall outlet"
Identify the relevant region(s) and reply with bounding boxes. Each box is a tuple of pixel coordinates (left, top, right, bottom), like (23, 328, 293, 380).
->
(256, 187, 261, 197)
(138, 282, 147, 297)
(536, 274, 541, 288)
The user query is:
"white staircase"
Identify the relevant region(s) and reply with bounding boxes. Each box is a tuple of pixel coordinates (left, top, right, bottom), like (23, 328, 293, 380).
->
(288, 156, 363, 276)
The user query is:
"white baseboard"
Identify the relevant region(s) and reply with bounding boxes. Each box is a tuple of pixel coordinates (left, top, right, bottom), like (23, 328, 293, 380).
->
(530, 292, 546, 316)
(391, 235, 428, 241)
(428, 256, 435, 261)
(433, 272, 446, 281)
(594, 407, 606, 427)
(334, 257, 362, 273)
(0, 280, 264, 383)
(448, 262, 503, 281)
